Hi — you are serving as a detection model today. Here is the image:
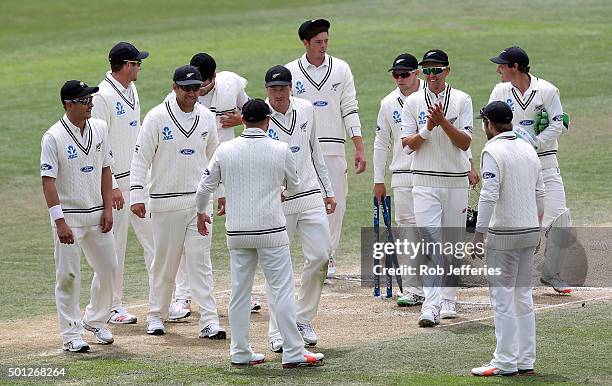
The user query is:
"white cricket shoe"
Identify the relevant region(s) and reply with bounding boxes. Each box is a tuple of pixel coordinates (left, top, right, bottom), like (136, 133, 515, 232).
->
(82, 321, 114, 344)
(63, 338, 90, 353)
(440, 299, 458, 319)
(418, 308, 440, 328)
(176, 298, 192, 311)
(109, 307, 137, 324)
(471, 363, 517, 376)
(326, 256, 336, 278)
(232, 352, 265, 366)
(282, 351, 324, 368)
(297, 321, 318, 346)
(168, 301, 190, 321)
(269, 338, 283, 353)
(146, 319, 165, 335)
(199, 322, 227, 340)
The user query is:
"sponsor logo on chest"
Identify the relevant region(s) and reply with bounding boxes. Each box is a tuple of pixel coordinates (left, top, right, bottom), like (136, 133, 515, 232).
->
(392, 110, 401, 124)
(116, 101, 125, 116)
(80, 166, 94, 173)
(67, 145, 78, 159)
(418, 111, 427, 125)
(296, 81, 306, 95)
(162, 126, 174, 141)
(179, 148, 195, 156)
(313, 100, 328, 107)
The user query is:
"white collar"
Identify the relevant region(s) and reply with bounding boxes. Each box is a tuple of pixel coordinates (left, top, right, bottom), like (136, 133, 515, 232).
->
(300, 53, 330, 69)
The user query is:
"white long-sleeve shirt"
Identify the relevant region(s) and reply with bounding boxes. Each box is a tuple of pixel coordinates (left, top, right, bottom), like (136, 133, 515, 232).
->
(373, 81, 424, 187)
(130, 98, 218, 212)
(91, 72, 142, 191)
(476, 131, 545, 249)
(489, 74, 565, 169)
(286, 54, 361, 156)
(196, 127, 299, 248)
(266, 96, 334, 215)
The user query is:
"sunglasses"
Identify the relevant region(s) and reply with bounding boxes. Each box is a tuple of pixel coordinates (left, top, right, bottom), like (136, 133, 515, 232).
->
(65, 96, 94, 105)
(125, 60, 142, 66)
(422, 66, 447, 75)
(178, 84, 202, 92)
(392, 71, 415, 79)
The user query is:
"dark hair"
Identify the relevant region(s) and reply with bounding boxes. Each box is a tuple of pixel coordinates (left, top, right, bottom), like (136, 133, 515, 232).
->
(303, 25, 329, 41)
(111, 62, 125, 73)
(489, 120, 513, 133)
(507, 63, 530, 74)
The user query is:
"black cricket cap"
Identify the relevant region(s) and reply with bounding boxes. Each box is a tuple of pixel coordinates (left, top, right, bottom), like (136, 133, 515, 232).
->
(480, 101, 513, 124)
(389, 53, 418, 72)
(60, 80, 99, 103)
(298, 18, 330, 41)
(242, 98, 271, 122)
(109, 42, 149, 64)
(173, 65, 203, 86)
(190, 53, 216, 81)
(419, 49, 449, 66)
(265, 65, 292, 87)
(490, 46, 529, 66)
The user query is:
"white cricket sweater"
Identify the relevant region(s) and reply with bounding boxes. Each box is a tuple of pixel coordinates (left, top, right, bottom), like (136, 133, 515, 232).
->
(91, 72, 141, 191)
(164, 71, 249, 143)
(196, 128, 300, 248)
(130, 98, 218, 212)
(400, 83, 472, 188)
(40, 116, 113, 227)
(266, 96, 334, 215)
(286, 54, 361, 157)
(477, 131, 544, 250)
(489, 74, 565, 169)
(373, 80, 424, 188)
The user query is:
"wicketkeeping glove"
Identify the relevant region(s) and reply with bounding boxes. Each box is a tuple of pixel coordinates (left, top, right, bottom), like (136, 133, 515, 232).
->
(534, 111, 570, 134)
(514, 126, 539, 150)
(533, 111, 549, 135)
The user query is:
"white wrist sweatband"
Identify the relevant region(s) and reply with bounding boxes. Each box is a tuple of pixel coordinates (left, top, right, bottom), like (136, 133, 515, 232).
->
(49, 205, 64, 221)
(418, 128, 432, 139)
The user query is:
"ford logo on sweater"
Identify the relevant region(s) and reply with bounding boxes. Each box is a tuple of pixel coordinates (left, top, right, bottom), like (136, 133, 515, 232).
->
(290, 146, 300, 153)
(313, 100, 328, 107)
(520, 120, 534, 126)
(80, 166, 94, 173)
(180, 149, 195, 156)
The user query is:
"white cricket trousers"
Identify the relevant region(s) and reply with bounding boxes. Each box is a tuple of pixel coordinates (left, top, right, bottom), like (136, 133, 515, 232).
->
(541, 167, 570, 278)
(324, 155, 347, 257)
(268, 206, 330, 340)
(148, 205, 220, 330)
(412, 186, 467, 312)
(486, 246, 536, 372)
(52, 225, 117, 344)
(111, 188, 155, 310)
(393, 186, 423, 296)
(229, 245, 306, 364)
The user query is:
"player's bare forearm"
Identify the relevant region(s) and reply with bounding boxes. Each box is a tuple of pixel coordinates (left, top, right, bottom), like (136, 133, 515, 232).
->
(352, 136, 367, 173)
(101, 167, 113, 210)
(402, 134, 425, 151)
(42, 176, 61, 208)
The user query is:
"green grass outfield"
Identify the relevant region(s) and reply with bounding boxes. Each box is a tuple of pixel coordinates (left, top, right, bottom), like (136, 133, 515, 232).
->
(1, 0, 611, 383)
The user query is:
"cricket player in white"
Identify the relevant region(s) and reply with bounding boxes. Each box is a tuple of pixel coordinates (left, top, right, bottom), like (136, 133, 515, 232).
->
(164, 52, 255, 313)
(471, 101, 545, 377)
(489, 46, 572, 294)
(373, 53, 426, 306)
(130, 65, 225, 338)
(401, 49, 473, 326)
(41, 80, 118, 352)
(263, 65, 335, 352)
(286, 19, 367, 277)
(91, 42, 158, 324)
(195, 98, 325, 367)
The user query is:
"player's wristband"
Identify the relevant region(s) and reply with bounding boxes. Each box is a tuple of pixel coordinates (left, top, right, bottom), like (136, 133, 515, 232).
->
(418, 128, 432, 140)
(49, 205, 64, 222)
